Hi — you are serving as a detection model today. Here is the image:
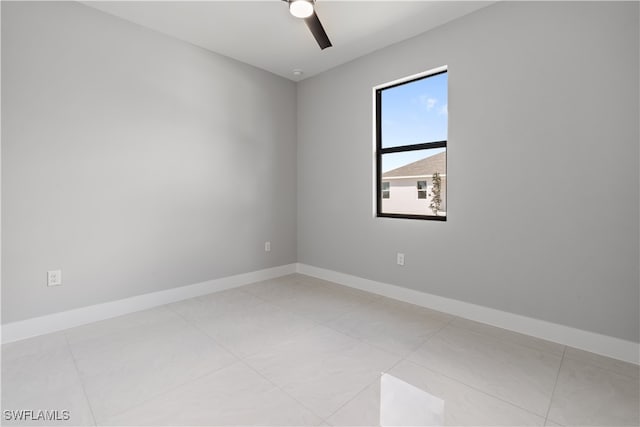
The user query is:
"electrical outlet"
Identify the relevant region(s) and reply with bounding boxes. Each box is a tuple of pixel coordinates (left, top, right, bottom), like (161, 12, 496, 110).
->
(396, 253, 405, 266)
(265, 241, 271, 252)
(47, 270, 62, 287)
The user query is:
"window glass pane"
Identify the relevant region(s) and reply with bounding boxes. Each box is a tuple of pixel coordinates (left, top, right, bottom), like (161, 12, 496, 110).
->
(381, 148, 446, 217)
(381, 72, 447, 148)
(381, 181, 390, 199)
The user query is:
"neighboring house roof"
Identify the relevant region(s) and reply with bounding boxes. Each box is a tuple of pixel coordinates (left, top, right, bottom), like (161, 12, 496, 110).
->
(382, 151, 446, 178)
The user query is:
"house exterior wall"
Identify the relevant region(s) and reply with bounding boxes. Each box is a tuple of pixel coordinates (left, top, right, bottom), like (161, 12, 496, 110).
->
(382, 177, 447, 216)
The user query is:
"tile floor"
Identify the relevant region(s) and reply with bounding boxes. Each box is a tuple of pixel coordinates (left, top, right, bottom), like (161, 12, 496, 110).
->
(2, 274, 639, 426)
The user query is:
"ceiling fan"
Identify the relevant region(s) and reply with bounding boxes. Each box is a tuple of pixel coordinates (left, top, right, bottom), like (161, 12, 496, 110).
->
(283, 0, 332, 50)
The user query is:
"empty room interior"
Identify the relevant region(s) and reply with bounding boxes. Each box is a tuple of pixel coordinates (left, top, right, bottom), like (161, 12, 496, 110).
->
(1, 1, 639, 426)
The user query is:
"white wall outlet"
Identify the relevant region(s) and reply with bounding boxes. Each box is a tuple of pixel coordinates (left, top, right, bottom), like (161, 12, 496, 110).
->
(47, 270, 62, 287)
(397, 253, 405, 266)
(265, 241, 271, 252)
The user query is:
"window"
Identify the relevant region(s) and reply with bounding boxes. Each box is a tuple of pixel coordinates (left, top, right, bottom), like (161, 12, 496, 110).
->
(382, 181, 390, 199)
(375, 67, 447, 220)
(417, 181, 427, 199)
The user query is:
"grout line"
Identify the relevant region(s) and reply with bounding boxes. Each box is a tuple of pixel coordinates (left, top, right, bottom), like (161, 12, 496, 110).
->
(403, 358, 550, 421)
(236, 277, 386, 339)
(322, 303, 457, 421)
(323, 349, 407, 422)
(404, 328, 551, 420)
(97, 358, 240, 425)
(424, 313, 456, 341)
(239, 274, 445, 352)
(449, 317, 567, 357)
(322, 304, 457, 421)
(233, 274, 461, 423)
(64, 312, 241, 424)
(235, 281, 334, 325)
(544, 345, 567, 425)
(306, 287, 568, 424)
(166, 280, 439, 425)
(561, 350, 640, 380)
(202, 276, 568, 368)
(55, 274, 577, 426)
(239, 358, 332, 425)
(168, 304, 330, 424)
(62, 332, 99, 427)
(401, 314, 558, 421)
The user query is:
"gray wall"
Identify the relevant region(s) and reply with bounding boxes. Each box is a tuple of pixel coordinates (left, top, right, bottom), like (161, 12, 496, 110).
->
(3, 1, 638, 344)
(297, 1, 640, 342)
(2, 1, 297, 323)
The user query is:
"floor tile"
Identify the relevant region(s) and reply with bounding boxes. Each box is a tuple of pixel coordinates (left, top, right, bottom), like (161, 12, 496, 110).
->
(167, 287, 264, 323)
(547, 357, 640, 426)
(451, 317, 565, 355)
(408, 325, 562, 416)
(65, 308, 237, 422)
(5, 275, 637, 427)
(65, 307, 184, 351)
(294, 275, 383, 300)
(245, 326, 400, 419)
(192, 301, 318, 358)
(1, 334, 95, 426)
(564, 346, 639, 379)
(273, 283, 378, 324)
(240, 274, 321, 303)
(328, 360, 545, 426)
(2, 332, 69, 362)
(101, 362, 323, 426)
(326, 298, 451, 356)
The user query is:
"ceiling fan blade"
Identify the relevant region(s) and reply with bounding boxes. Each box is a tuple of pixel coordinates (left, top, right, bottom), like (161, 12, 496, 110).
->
(304, 11, 332, 50)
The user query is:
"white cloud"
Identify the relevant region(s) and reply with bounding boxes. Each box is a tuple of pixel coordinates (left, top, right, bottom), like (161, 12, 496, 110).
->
(438, 104, 448, 116)
(419, 95, 438, 111)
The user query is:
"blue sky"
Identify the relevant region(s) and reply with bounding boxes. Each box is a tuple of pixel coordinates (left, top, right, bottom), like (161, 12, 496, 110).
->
(381, 72, 447, 172)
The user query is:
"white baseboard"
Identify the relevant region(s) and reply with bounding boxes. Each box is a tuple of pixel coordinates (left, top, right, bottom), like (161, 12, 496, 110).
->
(1, 263, 297, 344)
(296, 263, 640, 365)
(5, 261, 637, 365)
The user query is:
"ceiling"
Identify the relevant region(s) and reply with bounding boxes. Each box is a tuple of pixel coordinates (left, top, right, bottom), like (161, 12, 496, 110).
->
(83, 1, 495, 81)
